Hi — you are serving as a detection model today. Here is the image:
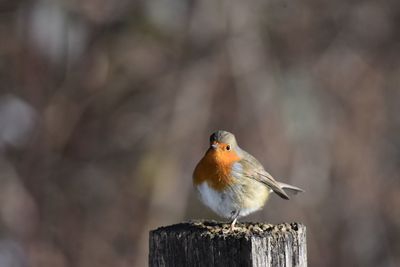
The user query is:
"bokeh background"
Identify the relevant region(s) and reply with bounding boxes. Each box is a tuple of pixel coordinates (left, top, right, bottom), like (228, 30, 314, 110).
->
(0, 0, 399, 266)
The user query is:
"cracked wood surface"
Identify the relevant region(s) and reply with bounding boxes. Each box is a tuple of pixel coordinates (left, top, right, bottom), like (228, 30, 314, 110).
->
(149, 220, 307, 267)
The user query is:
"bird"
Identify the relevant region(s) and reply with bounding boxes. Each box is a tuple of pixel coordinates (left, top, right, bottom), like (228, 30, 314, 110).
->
(193, 130, 303, 230)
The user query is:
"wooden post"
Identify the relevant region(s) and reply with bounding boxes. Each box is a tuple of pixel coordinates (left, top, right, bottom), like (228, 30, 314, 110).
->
(149, 221, 307, 267)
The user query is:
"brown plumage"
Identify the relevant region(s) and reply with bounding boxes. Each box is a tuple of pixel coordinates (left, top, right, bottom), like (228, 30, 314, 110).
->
(193, 130, 303, 230)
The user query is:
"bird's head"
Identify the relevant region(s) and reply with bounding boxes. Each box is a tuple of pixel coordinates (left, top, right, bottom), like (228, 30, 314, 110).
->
(207, 130, 241, 164)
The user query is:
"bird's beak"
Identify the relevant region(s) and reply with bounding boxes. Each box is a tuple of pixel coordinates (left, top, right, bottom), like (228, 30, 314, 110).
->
(211, 142, 218, 150)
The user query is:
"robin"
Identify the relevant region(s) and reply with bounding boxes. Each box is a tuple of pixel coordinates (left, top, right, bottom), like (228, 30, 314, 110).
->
(193, 130, 303, 230)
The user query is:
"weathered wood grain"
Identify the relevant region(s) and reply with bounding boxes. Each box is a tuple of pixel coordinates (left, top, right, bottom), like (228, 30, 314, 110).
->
(149, 221, 307, 267)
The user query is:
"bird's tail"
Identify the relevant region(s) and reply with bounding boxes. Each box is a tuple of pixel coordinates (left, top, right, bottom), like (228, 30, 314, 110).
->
(278, 182, 304, 195)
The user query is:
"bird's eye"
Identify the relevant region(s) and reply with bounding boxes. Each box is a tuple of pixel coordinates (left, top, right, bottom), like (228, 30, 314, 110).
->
(226, 145, 231, 151)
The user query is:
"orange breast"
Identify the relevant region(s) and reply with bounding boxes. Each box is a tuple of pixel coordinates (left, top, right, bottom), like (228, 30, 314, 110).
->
(193, 148, 240, 191)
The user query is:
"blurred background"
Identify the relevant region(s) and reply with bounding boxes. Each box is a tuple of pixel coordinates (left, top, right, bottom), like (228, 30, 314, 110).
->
(0, 0, 399, 266)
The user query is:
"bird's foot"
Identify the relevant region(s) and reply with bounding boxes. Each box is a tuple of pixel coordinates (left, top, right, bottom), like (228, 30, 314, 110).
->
(229, 218, 237, 232)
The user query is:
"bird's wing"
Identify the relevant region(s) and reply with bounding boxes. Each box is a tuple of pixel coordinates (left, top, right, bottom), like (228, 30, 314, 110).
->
(239, 151, 290, 200)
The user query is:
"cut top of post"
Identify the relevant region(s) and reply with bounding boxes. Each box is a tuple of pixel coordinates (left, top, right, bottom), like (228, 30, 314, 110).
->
(149, 221, 307, 267)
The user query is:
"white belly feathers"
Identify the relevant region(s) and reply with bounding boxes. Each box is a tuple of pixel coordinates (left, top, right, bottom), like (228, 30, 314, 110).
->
(195, 162, 269, 219)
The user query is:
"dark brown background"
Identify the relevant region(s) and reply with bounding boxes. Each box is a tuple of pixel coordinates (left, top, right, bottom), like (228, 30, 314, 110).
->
(0, 0, 399, 266)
